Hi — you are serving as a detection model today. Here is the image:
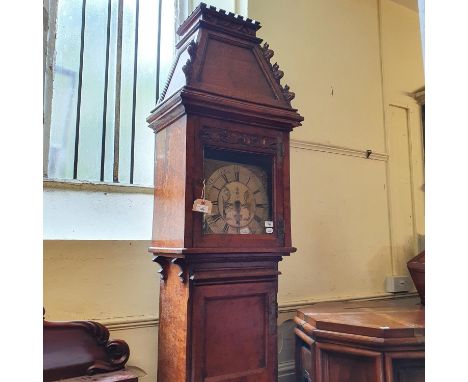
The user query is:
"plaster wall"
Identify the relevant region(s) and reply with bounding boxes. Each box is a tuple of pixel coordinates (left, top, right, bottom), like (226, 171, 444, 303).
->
(43, 0, 424, 380)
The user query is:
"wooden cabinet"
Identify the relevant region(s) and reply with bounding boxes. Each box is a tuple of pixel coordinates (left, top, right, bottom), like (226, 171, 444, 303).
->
(294, 297, 424, 382)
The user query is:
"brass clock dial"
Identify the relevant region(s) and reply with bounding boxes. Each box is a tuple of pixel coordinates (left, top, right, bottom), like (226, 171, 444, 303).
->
(204, 163, 270, 234)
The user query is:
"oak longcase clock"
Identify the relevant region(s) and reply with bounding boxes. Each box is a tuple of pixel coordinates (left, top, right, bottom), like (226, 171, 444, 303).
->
(146, 3, 303, 381)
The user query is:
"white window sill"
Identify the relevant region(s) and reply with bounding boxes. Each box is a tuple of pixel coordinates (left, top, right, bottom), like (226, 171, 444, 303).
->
(43, 178, 153, 195)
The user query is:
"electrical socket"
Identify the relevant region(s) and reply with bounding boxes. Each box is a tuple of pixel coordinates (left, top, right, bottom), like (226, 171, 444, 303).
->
(385, 276, 412, 293)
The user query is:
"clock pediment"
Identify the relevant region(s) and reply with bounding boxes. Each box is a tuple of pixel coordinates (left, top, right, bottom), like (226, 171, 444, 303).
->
(157, 3, 300, 113)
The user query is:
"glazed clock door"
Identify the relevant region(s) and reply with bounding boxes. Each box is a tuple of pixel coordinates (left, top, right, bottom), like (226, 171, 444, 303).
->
(192, 123, 286, 249)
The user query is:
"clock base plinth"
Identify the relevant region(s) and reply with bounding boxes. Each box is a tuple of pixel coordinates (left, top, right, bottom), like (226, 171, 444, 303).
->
(153, 251, 284, 382)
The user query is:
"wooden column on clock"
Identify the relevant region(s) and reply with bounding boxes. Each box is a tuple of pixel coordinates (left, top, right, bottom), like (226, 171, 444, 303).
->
(146, 4, 303, 381)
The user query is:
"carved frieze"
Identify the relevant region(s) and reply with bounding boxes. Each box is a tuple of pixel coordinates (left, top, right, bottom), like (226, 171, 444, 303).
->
(200, 126, 280, 154)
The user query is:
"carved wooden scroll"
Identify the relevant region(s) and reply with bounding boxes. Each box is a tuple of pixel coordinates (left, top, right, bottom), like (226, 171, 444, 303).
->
(44, 314, 131, 381)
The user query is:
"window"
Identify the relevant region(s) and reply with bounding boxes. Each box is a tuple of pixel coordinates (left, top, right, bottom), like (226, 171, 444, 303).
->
(46, 0, 176, 185)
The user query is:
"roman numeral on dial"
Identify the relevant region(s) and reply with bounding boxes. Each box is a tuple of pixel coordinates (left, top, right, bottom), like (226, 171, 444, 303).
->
(221, 173, 229, 183)
(210, 214, 221, 223)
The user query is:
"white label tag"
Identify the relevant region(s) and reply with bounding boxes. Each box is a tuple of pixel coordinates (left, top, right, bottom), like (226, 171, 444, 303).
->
(266, 227, 274, 234)
(265, 221, 274, 228)
(192, 199, 212, 214)
(240, 227, 250, 234)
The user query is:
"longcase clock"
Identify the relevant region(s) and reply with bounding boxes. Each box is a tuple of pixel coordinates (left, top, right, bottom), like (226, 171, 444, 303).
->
(146, 4, 303, 381)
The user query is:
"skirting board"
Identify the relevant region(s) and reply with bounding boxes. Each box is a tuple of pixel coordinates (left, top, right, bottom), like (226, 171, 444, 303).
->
(278, 360, 295, 382)
(102, 292, 417, 331)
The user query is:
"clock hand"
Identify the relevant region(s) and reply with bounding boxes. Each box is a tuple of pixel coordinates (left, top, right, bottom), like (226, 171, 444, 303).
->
(234, 199, 242, 226)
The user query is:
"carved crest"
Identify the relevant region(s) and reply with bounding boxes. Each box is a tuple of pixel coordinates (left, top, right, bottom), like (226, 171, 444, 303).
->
(272, 62, 284, 82)
(182, 40, 198, 82)
(259, 42, 296, 105)
(261, 42, 274, 61)
(282, 84, 296, 102)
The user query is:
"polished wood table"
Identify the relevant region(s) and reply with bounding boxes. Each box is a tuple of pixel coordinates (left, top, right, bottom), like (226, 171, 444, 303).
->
(294, 297, 424, 382)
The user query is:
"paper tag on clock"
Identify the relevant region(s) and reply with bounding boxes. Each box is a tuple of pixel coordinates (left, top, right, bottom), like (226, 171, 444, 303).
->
(192, 199, 212, 214)
(265, 221, 274, 228)
(266, 227, 274, 234)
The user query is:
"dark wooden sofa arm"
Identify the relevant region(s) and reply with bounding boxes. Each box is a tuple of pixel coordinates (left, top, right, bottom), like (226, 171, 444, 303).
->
(44, 312, 131, 381)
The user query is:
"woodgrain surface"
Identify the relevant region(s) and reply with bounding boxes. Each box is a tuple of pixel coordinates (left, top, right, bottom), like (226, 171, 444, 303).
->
(295, 297, 424, 382)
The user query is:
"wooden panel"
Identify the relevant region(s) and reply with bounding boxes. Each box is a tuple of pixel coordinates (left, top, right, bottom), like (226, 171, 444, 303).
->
(199, 36, 276, 103)
(316, 343, 384, 382)
(152, 117, 187, 248)
(300, 344, 313, 382)
(205, 295, 266, 376)
(192, 282, 277, 382)
(385, 352, 425, 382)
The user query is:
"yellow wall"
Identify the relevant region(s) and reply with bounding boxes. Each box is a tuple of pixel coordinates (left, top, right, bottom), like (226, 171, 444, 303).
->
(43, 1, 424, 380)
(248, 0, 424, 305)
(43, 240, 159, 381)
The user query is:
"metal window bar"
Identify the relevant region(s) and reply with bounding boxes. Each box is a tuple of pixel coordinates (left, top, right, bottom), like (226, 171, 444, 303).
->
(129, 0, 140, 184)
(69, 0, 165, 184)
(100, 0, 112, 182)
(113, 0, 123, 183)
(155, 0, 163, 104)
(73, 0, 87, 179)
